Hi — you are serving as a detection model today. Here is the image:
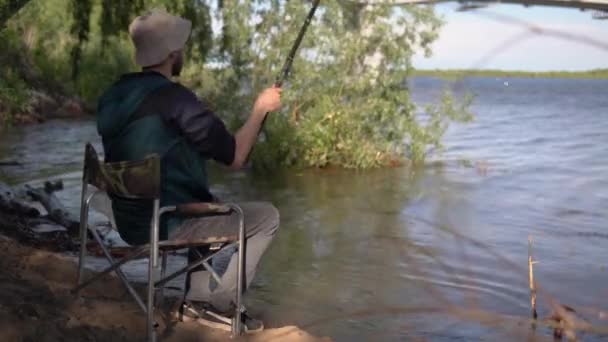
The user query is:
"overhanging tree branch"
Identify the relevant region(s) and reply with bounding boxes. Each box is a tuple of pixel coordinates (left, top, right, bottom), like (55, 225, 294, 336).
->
(0, 0, 32, 29)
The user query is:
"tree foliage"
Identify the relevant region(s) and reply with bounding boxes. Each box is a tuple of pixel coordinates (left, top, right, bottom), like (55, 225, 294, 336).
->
(2, 0, 472, 169)
(207, 1, 473, 168)
(0, 0, 30, 28)
(68, 0, 213, 79)
(0, 29, 30, 125)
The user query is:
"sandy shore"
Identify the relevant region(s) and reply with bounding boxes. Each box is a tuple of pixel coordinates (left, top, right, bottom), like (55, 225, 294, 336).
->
(0, 234, 330, 342)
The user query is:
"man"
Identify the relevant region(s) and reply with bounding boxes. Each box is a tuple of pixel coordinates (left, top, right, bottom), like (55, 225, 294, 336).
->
(96, 9, 281, 332)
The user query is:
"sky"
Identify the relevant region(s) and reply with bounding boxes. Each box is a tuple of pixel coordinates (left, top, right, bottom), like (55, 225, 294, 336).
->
(412, 3, 608, 71)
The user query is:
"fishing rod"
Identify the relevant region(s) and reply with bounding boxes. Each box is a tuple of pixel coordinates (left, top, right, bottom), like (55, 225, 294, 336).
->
(274, 0, 321, 88)
(261, 0, 321, 130)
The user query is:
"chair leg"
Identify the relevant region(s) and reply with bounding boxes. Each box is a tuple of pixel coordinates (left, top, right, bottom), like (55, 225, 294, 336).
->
(76, 217, 88, 286)
(72, 246, 148, 295)
(147, 199, 161, 342)
(76, 187, 93, 286)
(158, 251, 168, 307)
(232, 242, 245, 336)
(90, 229, 147, 313)
(231, 204, 246, 337)
(147, 274, 156, 342)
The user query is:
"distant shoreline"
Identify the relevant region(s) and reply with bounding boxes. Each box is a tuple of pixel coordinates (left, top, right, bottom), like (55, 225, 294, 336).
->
(413, 69, 608, 79)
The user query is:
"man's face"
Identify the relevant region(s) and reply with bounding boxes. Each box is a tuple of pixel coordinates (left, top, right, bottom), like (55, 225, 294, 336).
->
(171, 50, 184, 76)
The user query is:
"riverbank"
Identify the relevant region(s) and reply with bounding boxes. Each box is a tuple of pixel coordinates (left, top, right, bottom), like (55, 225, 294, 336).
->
(0, 89, 92, 126)
(0, 234, 330, 342)
(414, 68, 608, 79)
(0, 31, 93, 127)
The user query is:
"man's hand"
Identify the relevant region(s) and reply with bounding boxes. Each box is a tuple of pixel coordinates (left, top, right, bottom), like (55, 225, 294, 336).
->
(230, 86, 283, 169)
(253, 86, 282, 117)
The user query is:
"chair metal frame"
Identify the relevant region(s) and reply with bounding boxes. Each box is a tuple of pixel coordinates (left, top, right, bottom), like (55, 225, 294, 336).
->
(73, 143, 246, 341)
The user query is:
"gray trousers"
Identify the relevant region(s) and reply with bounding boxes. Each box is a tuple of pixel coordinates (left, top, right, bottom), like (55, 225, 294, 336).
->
(169, 202, 279, 312)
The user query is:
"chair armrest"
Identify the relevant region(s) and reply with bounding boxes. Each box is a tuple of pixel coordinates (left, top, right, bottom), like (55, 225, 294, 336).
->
(175, 202, 232, 216)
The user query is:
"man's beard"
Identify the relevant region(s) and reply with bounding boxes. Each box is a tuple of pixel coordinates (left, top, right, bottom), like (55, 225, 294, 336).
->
(171, 54, 183, 76)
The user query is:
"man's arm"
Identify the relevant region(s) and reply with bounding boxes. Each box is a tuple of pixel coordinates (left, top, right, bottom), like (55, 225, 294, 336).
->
(230, 87, 282, 169)
(160, 84, 281, 168)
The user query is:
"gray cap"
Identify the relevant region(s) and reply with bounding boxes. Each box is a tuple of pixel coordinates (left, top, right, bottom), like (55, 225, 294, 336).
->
(128, 9, 192, 67)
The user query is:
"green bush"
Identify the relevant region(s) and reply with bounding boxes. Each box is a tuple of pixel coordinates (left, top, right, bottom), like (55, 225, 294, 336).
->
(74, 36, 135, 103)
(0, 69, 30, 126)
(0, 30, 30, 126)
(193, 1, 473, 169)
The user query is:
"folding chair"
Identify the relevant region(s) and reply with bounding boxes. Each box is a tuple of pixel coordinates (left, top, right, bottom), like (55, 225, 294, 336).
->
(72, 143, 247, 341)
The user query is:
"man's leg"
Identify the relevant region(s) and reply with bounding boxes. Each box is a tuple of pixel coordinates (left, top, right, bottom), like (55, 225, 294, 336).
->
(183, 245, 211, 305)
(206, 209, 278, 311)
(169, 202, 280, 312)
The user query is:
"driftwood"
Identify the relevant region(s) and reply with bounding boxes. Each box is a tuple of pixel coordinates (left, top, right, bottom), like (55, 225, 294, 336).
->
(0, 181, 40, 216)
(0, 180, 79, 236)
(0, 202, 75, 252)
(1, 179, 128, 256)
(527, 235, 595, 341)
(23, 181, 80, 235)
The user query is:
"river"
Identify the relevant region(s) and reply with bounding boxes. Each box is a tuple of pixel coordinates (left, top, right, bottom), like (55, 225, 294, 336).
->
(1, 77, 607, 341)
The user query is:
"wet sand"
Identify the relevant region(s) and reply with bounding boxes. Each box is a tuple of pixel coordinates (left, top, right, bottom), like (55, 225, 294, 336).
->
(0, 234, 330, 342)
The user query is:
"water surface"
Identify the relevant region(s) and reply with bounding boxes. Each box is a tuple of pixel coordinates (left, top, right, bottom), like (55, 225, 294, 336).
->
(1, 77, 607, 341)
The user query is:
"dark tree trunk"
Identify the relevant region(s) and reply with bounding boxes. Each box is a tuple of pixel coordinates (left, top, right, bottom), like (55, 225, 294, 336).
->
(0, 0, 32, 29)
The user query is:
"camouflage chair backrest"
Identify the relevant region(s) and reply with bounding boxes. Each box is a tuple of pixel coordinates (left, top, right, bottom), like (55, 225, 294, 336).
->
(83, 143, 161, 199)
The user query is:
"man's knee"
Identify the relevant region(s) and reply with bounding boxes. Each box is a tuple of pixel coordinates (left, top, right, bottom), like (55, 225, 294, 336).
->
(261, 202, 280, 235)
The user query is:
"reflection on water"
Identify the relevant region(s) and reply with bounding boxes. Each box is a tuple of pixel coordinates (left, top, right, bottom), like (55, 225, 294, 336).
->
(1, 77, 607, 341)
